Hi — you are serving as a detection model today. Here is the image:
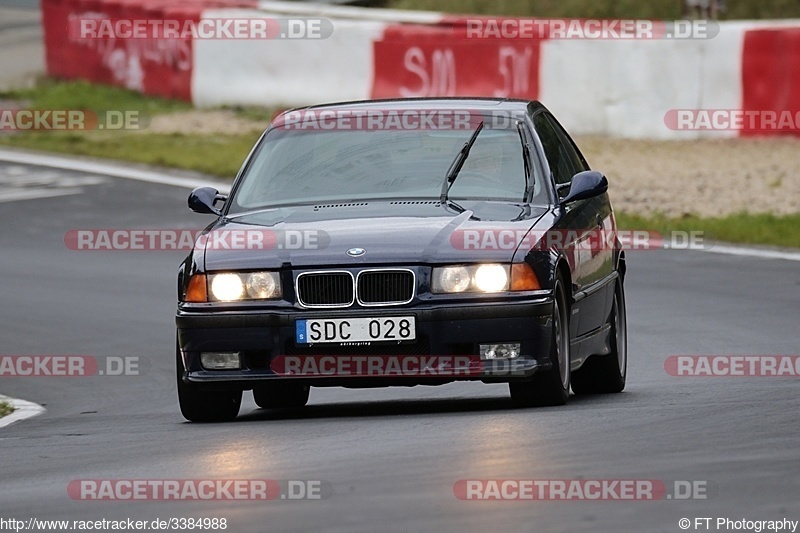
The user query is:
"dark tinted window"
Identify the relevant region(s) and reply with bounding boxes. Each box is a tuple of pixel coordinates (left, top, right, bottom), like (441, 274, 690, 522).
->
(546, 113, 589, 175)
(533, 113, 576, 191)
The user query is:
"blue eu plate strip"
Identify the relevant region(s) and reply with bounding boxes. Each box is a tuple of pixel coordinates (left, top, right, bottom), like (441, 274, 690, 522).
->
(295, 320, 307, 344)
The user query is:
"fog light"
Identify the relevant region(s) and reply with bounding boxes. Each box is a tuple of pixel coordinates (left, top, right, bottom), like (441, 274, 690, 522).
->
(200, 352, 241, 370)
(480, 343, 521, 360)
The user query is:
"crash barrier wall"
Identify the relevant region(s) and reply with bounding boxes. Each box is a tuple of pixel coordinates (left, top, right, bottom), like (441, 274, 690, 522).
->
(42, 0, 800, 138)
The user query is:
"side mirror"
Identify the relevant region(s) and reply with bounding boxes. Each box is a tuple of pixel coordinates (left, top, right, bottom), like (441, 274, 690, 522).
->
(188, 187, 226, 215)
(560, 171, 608, 204)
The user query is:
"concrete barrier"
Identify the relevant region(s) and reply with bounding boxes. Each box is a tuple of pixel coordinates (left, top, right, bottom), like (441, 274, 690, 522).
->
(193, 10, 385, 107)
(40, 0, 800, 138)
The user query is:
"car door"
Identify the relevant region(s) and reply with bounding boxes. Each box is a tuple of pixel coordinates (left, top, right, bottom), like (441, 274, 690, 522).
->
(532, 111, 612, 337)
(547, 112, 614, 335)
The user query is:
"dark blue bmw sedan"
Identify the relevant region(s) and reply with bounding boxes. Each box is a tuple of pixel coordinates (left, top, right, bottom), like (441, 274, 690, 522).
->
(176, 98, 627, 422)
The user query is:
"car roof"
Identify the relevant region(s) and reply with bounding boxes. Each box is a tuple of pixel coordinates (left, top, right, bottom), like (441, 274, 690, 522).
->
(285, 97, 545, 115)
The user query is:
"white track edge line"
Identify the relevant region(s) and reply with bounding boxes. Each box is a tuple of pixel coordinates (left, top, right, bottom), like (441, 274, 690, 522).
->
(0, 148, 231, 193)
(701, 244, 800, 262)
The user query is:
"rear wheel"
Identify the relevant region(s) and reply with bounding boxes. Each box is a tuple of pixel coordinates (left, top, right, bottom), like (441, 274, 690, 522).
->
(176, 344, 241, 422)
(509, 278, 570, 407)
(571, 280, 627, 394)
(254, 382, 310, 409)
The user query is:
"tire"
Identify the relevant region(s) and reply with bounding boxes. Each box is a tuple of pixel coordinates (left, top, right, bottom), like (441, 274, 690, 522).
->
(253, 382, 310, 409)
(509, 278, 571, 407)
(176, 344, 242, 422)
(571, 279, 627, 394)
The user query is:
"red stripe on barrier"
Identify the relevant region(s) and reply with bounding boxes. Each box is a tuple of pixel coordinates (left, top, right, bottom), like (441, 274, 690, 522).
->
(741, 28, 800, 136)
(371, 22, 543, 100)
(41, 0, 257, 102)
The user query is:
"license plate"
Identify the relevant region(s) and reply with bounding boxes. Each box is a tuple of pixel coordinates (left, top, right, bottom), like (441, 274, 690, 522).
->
(296, 317, 416, 344)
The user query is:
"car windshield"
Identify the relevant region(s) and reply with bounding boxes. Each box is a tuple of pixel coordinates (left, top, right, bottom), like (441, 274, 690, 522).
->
(228, 118, 543, 214)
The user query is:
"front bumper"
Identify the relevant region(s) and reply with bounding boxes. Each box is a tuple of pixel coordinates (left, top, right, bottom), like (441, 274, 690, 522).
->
(176, 297, 554, 389)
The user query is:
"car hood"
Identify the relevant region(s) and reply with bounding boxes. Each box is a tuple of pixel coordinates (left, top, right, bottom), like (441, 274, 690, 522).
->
(202, 201, 549, 271)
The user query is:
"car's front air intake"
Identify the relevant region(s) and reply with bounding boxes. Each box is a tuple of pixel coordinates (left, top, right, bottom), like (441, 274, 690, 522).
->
(296, 271, 354, 307)
(296, 269, 416, 307)
(357, 270, 415, 306)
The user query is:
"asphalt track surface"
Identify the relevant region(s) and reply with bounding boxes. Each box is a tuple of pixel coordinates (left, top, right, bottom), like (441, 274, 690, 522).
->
(0, 159, 798, 532)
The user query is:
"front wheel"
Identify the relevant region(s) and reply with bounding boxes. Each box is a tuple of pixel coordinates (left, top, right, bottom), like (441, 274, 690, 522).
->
(509, 278, 571, 407)
(176, 344, 241, 422)
(571, 279, 627, 394)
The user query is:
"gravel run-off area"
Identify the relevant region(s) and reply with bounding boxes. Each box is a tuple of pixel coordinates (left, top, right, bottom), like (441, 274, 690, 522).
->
(150, 111, 800, 218)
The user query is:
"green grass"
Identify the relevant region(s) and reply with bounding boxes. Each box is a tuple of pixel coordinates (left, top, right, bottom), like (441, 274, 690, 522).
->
(0, 401, 14, 418)
(616, 212, 800, 249)
(388, 0, 800, 19)
(0, 131, 261, 178)
(1, 78, 190, 114)
(0, 79, 261, 177)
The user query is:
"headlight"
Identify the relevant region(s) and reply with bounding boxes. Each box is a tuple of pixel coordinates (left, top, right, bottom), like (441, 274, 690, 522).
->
(246, 272, 278, 299)
(436, 266, 471, 293)
(207, 272, 282, 302)
(474, 264, 508, 292)
(210, 273, 244, 301)
(432, 264, 510, 293)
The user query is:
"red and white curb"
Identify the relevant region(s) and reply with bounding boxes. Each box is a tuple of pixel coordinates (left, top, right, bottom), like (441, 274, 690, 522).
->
(0, 394, 45, 429)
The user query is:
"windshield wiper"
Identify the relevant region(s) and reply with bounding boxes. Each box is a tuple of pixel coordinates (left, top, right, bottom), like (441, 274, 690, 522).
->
(439, 121, 484, 206)
(517, 120, 534, 202)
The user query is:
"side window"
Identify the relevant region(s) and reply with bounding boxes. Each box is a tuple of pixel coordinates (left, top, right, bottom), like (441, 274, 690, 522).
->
(546, 113, 589, 174)
(533, 113, 575, 197)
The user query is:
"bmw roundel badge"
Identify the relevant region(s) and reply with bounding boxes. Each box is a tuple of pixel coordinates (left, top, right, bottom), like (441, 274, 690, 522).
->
(346, 247, 366, 257)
